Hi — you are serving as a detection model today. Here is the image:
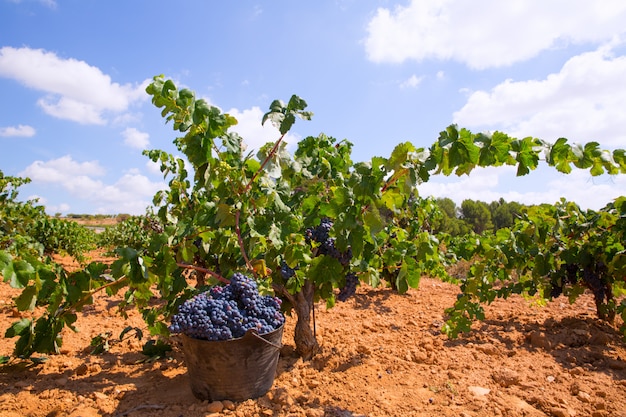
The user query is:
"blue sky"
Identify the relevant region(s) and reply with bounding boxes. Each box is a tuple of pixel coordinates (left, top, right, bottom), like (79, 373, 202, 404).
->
(1, 0, 625, 215)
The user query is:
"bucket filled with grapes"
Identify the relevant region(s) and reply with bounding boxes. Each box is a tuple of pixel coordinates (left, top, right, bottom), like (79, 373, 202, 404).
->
(169, 272, 285, 401)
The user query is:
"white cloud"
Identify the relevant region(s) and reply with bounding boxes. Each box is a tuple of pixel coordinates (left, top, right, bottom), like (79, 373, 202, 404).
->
(26, 194, 70, 214)
(19, 155, 105, 183)
(0, 46, 147, 125)
(419, 166, 505, 204)
(419, 166, 625, 210)
(49, 202, 71, 214)
(365, 0, 626, 69)
(0, 124, 36, 137)
(18, 155, 166, 215)
(227, 106, 300, 154)
(145, 159, 163, 176)
(39, 0, 56, 8)
(7, 0, 56, 7)
(400, 74, 423, 89)
(122, 127, 150, 149)
(453, 42, 626, 147)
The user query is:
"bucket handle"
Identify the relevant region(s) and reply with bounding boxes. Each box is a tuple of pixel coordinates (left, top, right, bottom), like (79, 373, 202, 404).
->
(249, 331, 283, 350)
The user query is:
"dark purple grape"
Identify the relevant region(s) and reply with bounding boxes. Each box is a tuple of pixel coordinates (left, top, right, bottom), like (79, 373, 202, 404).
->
(280, 261, 297, 279)
(337, 272, 358, 302)
(169, 273, 285, 341)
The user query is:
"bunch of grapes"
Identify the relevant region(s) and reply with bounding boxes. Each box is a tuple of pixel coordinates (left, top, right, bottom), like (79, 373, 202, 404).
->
(305, 218, 358, 301)
(549, 263, 579, 298)
(169, 273, 285, 341)
(280, 261, 297, 279)
(305, 217, 333, 244)
(337, 272, 358, 301)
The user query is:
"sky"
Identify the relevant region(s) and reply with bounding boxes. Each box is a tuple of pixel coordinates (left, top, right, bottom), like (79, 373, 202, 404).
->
(1, 0, 625, 216)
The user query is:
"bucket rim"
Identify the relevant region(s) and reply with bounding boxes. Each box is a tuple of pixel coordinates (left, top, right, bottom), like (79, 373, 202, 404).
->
(180, 323, 284, 344)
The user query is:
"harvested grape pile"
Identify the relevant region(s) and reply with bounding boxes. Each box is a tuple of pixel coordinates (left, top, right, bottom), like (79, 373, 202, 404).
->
(169, 273, 285, 340)
(0, 254, 625, 417)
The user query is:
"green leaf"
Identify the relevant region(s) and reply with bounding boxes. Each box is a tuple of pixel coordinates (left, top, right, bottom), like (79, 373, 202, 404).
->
(262, 100, 285, 126)
(571, 143, 594, 169)
(6, 260, 35, 289)
(326, 187, 351, 218)
(215, 203, 235, 227)
(15, 286, 37, 311)
(268, 223, 282, 249)
(0, 250, 12, 270)
(395, 264, 409, 294)
(308, 255, 343, 284)
(548, 137, 573, 174)
(192, 99, 211, 125)
(387, 142, 416, 171)
(5, 318, 32, 338)
(449, 128, 480, 175)
(512, 137, 540, 176)
(180, 242, 196, 263)
(363, 206, 384, 236)
(141, 339, 172, 361)
(222, 132, 243, 154)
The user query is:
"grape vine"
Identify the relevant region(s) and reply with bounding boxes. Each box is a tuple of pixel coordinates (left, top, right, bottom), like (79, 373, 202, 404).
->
(442, 198, 626, 338)
(1, 75, 625, 362)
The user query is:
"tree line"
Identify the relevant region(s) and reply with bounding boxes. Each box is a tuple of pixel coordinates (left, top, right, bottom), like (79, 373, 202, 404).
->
(431, 197, 524, 236)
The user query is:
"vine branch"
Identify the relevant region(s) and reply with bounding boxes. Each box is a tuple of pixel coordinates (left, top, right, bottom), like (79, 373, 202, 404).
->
(243, 133, 286, 194)
(176, 262, 230, 284)
(56, 275, 130, 318)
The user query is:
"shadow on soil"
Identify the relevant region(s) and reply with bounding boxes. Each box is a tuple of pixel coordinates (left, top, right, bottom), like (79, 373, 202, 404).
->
(444, 312, 626, 381)
(0, 349, 193, 416)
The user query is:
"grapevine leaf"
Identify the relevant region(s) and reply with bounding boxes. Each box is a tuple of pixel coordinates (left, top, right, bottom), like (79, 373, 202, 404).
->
(363, 206, 384, 236)
(590, 159, 605, 176)
(192, 99, 211, 125)
(308, 256, 343, 284)
(395, 262, 409, 294)
(215, 203, 235, 227)
(5, 260, 35, 289)
(349, 228, 365, 260)
(381, 188, 404, 211)
(5, 318, 32, 338)
(476, 134, 497, 166)
(614, 149, 626, 171)
(262, 100, 286, 129)
(387, 142, 416, 171)
(512, 137, 540, 176)
(120, 326, 141, 341)
(287, 95, 308, 113)
(0, 250, 12, 270)
(15, 286, 37, 311)
(399, 257, 421, 292)
(141, 339, 172, 361)
(548, 137, 573, 174)
(327, 187, 351, 218)
(268, 223, 282, 249)
(261, 96, 311, 135)
(222, 132, 243, 154)
(449, 128, 480, 175)
(571, 143, 594, 169)
(438, 125, 458, 147)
